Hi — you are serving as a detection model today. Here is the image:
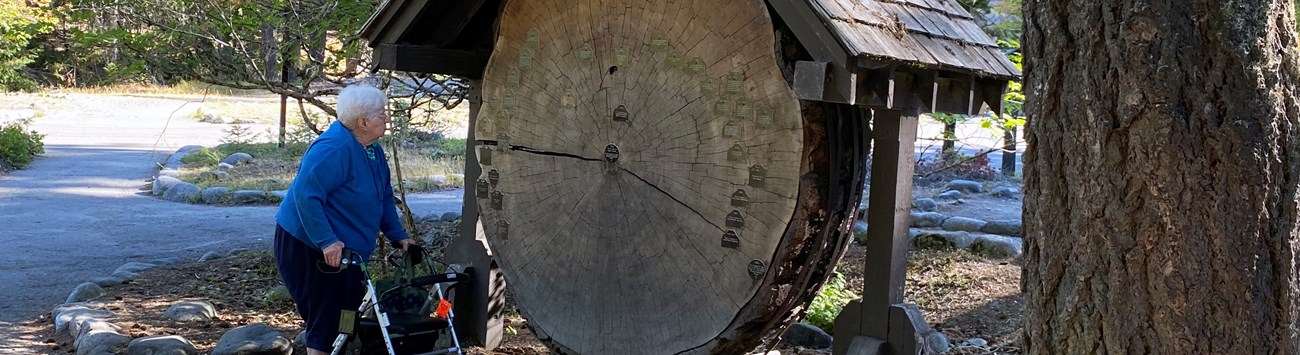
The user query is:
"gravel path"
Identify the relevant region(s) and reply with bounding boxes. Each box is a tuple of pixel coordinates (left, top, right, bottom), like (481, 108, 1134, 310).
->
(0, 94, 464, 352)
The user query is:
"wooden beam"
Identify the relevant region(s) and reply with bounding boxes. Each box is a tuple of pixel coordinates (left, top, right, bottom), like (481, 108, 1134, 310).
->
(912, 70, 938, 114)
(374, 44, 491, 78)
(766, 0, 856, 104)
(446, 81, 505, 349)
(794, 61, 829, 100)
(977, 78, 1009, 117)
(934, 74, 975, 115)
(360, 0, 408, 42)
(405, 0, 489, 47)
(379, 0, 430, 44)
(833, 107, 926, 355)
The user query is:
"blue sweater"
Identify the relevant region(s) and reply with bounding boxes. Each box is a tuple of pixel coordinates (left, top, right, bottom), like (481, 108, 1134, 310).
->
(275, 121, 408, 260)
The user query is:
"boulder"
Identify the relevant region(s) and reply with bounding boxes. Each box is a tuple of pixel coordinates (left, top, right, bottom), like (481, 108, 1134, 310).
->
(74, 329, 129, 355)
(232, 190, 267, 204)
(163, 300, 218, 322)
(163, 182, 202, 203)
(982, 220, 1023, 237)
(90, 277, 125, 287)
(990, 186, 1020, 198)
(945, 179, 983, 193)
(440, 212, 461, 221)
(912, 198, 939, 212)
(66, 283, 105, 303)
(156, 169, 180, 178)
(202, 187, 232, 204)
(781, 323, 833, 349)
(217, 162, 236, 170)
(937, 190, 963, 200)
(941, 217, 988, 233)
(54, 304, 114, 336)
(211, 324, 291, 355)
(969, 234, 1024, 259)
(925, 332, 951, 354)
(152, 176, 182, 196)
(73, 317, 120, 343)
(852, 220, 869, 245)
(152, 257, 184, 266)
(909, 212, 948, 228)
(222, 153, 254, 166)
(111, 262, 157, 279)
(198, 170, 231, 182)
(961, 338, 989, 347)
(913, 231, 974, 251)
(125, 335, 199, 355)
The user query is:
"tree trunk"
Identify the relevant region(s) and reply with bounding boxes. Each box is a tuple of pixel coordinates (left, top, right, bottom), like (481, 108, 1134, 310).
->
(473, 0, 860, 353)
(1022, 2, 1300, 354)
(942, 121, 957, 155)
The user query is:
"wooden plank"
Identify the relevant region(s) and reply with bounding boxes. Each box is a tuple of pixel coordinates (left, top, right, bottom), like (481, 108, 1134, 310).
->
(768, 0, 858, 103)
(408, 0, 490, 47)
(375, 44, 491, 78)
(446, 81, 506, 349)
(360, 0, 403, 42)
(379, 0, 429, 44)
(859, 108, 919, 339)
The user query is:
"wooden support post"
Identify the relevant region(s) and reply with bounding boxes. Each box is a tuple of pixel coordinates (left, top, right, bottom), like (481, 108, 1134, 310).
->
(833, 108, 937, 355)
(445, 81, 505, 349)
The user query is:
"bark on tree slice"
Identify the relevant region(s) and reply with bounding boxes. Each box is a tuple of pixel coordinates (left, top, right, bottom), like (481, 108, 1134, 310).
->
(475, 1, 832, 353)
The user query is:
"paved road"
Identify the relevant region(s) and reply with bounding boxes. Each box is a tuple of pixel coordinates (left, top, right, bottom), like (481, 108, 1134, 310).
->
(0, 94, 464, 353)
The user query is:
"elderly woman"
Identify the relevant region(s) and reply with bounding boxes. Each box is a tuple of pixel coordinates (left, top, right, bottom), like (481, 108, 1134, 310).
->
(274, 84, 411, 354)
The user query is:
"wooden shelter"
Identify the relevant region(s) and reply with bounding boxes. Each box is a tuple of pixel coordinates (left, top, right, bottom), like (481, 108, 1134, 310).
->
(362, 1, 1017, 354)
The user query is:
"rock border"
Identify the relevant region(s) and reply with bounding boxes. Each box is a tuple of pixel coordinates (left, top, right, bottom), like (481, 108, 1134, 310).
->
(49, 249, 296, 355)
(148, 146, 284, 206)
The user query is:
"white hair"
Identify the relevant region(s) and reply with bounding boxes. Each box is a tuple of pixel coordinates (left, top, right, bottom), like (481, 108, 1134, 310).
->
(336, 85, 388, 127)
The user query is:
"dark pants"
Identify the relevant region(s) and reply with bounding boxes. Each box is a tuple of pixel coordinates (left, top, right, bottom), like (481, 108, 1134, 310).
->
(274, 225, 365, 351)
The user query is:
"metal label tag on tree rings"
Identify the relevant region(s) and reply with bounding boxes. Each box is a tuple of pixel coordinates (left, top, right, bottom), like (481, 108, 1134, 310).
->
(615, 47, 629, 66)
(489, 169, 500, 186)
(507, 67, 520, 85)
(688, 57, 706, 75)
(749, 164, 767, 187)
(727, 70, 744, 93)
(756, 106, 773, 128)
(728, 144, 747, 163)
(723, 120, 740, 138)
(731, 189, 750, 207)
(714, 100, 732, 116)
(613, 105, 629, 122)
(562, 90, 577, 108)
(700, 78, 719, 96)
(497, 219, 510, 240)
(518, 50, 533, 68)
(579, 43, 594, 60)
(479, 146, 493, 165)
(726, 210, 745, 228)
(721, 230, 740, 249)
(651, 33, 669, 51)
(491, 190, 504, 210)
(476, 178, 490, 196)
(735, 99, 752, 118)
(604, 144, 620, 163)
(747, 260, 766, 279)
(666, 51, 683, 69)
(525, 28, 540, 48)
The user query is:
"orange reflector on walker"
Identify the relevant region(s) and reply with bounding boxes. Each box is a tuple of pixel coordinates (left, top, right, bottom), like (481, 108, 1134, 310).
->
(435, 299, 452, 319)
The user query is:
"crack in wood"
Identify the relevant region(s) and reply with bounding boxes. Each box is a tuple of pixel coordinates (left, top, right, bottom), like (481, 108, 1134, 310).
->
(620, 167, 726, 232)
(477, 140, 603, 162)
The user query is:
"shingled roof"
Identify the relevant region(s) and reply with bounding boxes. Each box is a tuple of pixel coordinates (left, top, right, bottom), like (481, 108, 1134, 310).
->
(809, 0, 1019, 80)
(360, 0, 1020, 95)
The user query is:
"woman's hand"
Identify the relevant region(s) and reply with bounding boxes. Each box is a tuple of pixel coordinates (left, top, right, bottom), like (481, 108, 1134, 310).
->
(397, 238, 412, 251)
(322, 241, 345, 267)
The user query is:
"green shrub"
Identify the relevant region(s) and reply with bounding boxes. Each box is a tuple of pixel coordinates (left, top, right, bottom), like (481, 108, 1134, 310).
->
(428, 138, 466, 159)
(804, 268, 856, 333)
(0, 119, 44, 170)
(180, 147, 221, 165)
